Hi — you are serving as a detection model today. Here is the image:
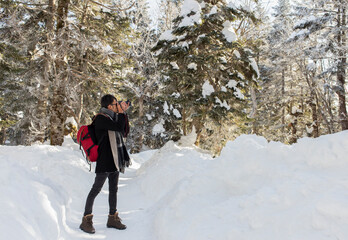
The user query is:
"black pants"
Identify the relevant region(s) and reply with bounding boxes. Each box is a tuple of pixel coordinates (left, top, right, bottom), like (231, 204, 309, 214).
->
(83, 172, 119, 216)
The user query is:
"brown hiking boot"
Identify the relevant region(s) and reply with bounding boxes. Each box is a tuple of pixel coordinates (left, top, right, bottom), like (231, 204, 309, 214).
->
(80, 214, 95, 234)
(107, 212, 127, 230)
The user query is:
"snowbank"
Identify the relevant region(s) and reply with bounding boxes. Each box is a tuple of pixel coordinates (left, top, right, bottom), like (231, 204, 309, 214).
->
(152, 133, 348, 239)
(1, 132, 348, 240)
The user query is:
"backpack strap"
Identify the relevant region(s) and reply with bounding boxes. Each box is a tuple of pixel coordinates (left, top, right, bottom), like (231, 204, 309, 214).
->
(92, 113, 113, 122)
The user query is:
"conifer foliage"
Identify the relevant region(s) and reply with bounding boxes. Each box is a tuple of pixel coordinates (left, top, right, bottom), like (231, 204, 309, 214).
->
(0, 0, 132, 145)
(153, 0, 259, 147)
(289, 0, 348, 130)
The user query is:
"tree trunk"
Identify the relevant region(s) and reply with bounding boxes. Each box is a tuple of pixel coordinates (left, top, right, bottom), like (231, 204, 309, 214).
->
(309, 101, 319, 137)
(56, 0, 70, 31)
(194, 108, 206, 146)
(336, 2, 348, 130)
(50, 86, 66, 145)
(288, 122, 297, 144)
(132, 96, 145, 153)
(304, 66, 319, 137)
(182, 107, 187, 136)
(1, 127, 6, 145)
(281, 68, 286, 141)
(30, 0, 55, 143)
(50, 0, 70, 145)
(250, 87, 258, 135)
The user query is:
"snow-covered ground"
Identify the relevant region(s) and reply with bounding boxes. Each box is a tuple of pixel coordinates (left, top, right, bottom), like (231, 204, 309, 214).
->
(1, 131, 348, 240)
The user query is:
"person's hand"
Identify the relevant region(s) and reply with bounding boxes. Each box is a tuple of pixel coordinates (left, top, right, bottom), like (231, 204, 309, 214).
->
(118, 101, 130, 113)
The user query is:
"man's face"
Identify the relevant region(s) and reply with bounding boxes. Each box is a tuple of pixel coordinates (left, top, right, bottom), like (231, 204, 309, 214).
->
(109, 99, 118, 113)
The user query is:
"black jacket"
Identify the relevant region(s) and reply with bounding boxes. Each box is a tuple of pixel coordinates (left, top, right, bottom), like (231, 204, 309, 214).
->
(94, 113, 129, 173)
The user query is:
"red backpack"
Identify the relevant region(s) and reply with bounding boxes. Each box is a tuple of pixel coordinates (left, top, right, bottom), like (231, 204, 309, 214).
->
(77, 113, 109, 171)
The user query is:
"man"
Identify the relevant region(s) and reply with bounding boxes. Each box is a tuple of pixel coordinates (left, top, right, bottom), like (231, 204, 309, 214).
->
(80, 94, 131, 234)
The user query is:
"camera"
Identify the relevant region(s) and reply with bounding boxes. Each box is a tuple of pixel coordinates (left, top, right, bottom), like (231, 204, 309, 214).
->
(118, 100, 132, 107)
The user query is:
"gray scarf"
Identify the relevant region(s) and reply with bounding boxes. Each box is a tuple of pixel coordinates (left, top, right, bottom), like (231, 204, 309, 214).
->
(100, 107, 116, 120)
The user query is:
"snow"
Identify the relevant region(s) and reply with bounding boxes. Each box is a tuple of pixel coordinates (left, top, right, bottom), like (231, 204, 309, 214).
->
(227, 2, 237, 9)
(285, 114, 295, 123)
(145, 114, 153, 120)
(197, 34, 206, 41)
(292, 105, 302, 114)
(215, 97, 231, 110)
(219, 57, 228, 63)
(288, 29, 309, 41)
(233, 87, 245, 99)
(202, 80, 215, 98)
(294, 15, 317, 29)
(154, 48, 163, 56)
(199, 1, 206, 9)
(179, 41, 190, 49)
(306, 125, 314, 134)
(103, 45, 115, 55)
(100, 7, 111, 13)
(16, 111, 24, 118)
(65, 117, 77, 128)
(163, 101, 170, 115)
(1, 131, 348, 239)
(208, 6, 218, 16)
(227, 79, 238, 88)
(307, 62, 316, 71)
(171, 92, 181, 98)
(249, 57, 260, 77)
(222, 21, 237, 42)
(177, 34, 187, 41)
(179, 0, 202, 28)
(237, 72, 245, 80)
(170, 61, 179, 70)
(152, 120, 166, 136)
(180, 0, 201, 16)
(187, 62, 197, 70)
(233, 50, 241, 58)
(159, 30, 176, 41)
(173, 109, 182, 118)
(240, 4, 252, 12)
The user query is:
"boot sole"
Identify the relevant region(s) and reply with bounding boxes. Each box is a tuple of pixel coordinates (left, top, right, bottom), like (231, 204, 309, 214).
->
(80, 226, 95, 234)
(106, 225, 127, 230)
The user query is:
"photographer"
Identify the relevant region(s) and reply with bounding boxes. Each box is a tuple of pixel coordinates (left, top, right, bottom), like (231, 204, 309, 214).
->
(80, 94, 131, 234)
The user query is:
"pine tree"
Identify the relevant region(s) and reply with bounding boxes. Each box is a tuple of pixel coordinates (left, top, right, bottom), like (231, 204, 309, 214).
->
(116, 0, 164, 152)
(289, 0, 348, 130)
(0, 0, 133, 145)
(254, 0, 333, 143)
(255, 0, 296, 142)
(153, 0, 259, 149)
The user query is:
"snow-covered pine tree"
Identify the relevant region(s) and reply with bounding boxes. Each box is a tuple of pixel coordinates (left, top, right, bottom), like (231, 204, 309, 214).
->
(0, 0, 51, 144)
(255, 0, 325, 144)
(67, 0, 132, 126)
(0, 3, 20, 144)
(231, 0, 267, 135)
(152, 0, 259, 149)
(0, 0, 132, 145)
(255, 0, 297, 142)
(114, 0, 165, 152)
(50, 0, 133, 145)
(289, 0, 348, 131)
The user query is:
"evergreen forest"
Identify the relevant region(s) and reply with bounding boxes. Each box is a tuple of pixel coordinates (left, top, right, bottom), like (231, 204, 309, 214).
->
(0, 0, 347, 155)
